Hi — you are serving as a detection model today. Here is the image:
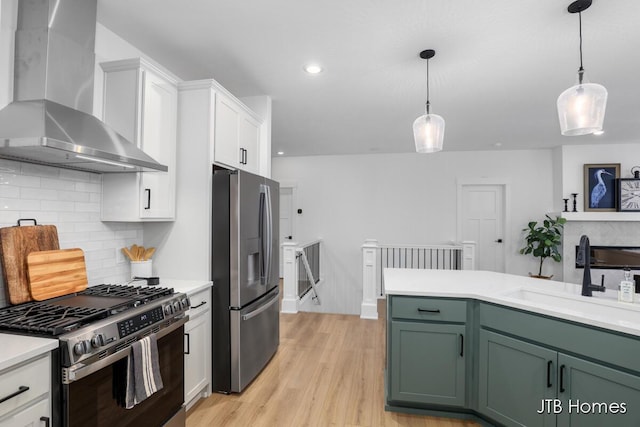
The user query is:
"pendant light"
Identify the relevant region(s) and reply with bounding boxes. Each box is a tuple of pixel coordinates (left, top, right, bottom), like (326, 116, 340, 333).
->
(557, 0, 607, 136)
(413, 49, 445, 153)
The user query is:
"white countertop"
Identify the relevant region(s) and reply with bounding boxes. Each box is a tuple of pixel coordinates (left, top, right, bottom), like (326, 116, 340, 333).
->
(384, 269, 640, 337)
(0, 334, 58, 372)
(159, 278, 212, 296)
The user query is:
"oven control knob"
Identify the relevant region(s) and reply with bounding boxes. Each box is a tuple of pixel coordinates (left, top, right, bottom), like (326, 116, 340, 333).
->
(181, 297, 190, 309)
(164, 304, 173, 315)
(73, 340, 90, 356)
(173, 301, 181, 312)
(91, 334, 106, 348)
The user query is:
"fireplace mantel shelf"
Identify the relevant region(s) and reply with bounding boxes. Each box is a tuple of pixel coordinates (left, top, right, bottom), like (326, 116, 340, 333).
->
(553, 212, 640, 222)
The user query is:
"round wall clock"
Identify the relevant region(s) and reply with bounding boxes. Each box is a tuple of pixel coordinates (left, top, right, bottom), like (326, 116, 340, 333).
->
(617, 178, 640, 212)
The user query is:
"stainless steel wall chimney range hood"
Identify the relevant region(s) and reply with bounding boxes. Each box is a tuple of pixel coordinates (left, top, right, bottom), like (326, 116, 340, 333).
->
(0, 0, 167, 173)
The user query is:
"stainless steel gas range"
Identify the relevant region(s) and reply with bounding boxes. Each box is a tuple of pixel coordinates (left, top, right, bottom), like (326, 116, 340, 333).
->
(0, 284, 189, 427)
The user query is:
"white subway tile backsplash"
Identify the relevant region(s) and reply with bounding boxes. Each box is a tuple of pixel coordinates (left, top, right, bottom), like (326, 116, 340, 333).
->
(74, 182, 101, 193)
(74, 202, 101, 213)
(41, 200, 77, 212)
(11, 174, 41, 188)
(41, 177, 77, 191)
(57, 211, 97, 223)
(20, 187, 59, 200)
(0, 197, 41, 211)
(20, 163, 60, 178)
(57, 190, 91, 202)
(0, 186, 19, 198)
(0, 162, 143, 308)
(59, 169, 96, 183)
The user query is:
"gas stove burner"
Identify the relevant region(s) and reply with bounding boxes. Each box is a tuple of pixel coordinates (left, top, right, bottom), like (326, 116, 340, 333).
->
(0, 283, 177, 336)
(0, 301, 108, 335)
(81, 283, 173, 301)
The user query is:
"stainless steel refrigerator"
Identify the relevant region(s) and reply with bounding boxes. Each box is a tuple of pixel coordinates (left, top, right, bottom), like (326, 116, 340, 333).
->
(211, 167, 280, 393)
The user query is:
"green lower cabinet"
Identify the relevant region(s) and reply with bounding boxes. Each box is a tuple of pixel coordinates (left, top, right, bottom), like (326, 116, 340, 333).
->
(479, 329, 640, 427)
(479, 329, 556, 427)
(389, 321, 466, 407)
(557, 353, 640, 427)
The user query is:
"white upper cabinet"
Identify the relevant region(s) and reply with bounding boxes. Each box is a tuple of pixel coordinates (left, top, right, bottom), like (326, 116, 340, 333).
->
(100, 58, 178, 221)
(214, 91, 263, 175)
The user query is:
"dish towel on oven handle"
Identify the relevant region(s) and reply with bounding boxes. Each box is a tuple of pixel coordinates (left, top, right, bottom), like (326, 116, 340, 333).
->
(125, 333, 164, 409)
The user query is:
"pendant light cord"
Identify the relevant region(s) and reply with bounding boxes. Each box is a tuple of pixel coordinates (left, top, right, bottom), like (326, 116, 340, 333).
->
(425, 58, 431, 114)
(578, 11, 584, 84)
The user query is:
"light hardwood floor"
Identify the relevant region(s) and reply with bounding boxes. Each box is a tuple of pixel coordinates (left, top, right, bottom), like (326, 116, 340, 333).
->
(186, 299, 480, 427)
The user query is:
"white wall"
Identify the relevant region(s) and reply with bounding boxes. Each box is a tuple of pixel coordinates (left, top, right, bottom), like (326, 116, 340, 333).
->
(272, 149, 557, 315)
(559, 143, 640, 287)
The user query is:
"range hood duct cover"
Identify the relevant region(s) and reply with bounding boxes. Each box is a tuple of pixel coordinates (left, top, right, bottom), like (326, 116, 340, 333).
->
(0, 0, 167, 173)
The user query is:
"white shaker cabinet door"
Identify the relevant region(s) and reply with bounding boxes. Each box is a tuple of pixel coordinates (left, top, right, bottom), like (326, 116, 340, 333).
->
(214, 93, 241, 168)
(139, 69, 177, 219)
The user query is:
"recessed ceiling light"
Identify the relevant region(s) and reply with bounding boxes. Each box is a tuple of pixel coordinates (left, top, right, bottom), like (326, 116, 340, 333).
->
(304, 64, 323, 74)
(592, 130, 604, 135)
(277, 151, 284, 155)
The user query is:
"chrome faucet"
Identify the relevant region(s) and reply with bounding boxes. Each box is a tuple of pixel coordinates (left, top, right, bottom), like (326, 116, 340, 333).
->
(577, 235, 606, 296)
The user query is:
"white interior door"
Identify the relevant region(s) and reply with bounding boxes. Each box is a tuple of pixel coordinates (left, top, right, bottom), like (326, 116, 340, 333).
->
(460, 184, 505, 272)
(279, 187, 294, 277)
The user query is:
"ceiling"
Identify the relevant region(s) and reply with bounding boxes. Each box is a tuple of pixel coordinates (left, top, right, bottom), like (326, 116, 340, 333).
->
(96, 0, 640, 157)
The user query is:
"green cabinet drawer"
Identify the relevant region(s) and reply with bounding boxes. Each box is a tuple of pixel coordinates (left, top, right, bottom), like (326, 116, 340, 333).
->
(391, 296, 466, 322)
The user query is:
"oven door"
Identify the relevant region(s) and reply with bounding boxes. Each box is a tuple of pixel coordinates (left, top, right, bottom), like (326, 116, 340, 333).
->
(62, 323, 185, 427)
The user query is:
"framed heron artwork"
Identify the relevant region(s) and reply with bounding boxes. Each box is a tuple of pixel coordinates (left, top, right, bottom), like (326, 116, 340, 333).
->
(583, 163, 620, 212)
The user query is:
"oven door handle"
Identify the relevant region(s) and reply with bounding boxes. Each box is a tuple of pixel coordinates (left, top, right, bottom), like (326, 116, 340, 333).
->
(62, 316, 188, 384)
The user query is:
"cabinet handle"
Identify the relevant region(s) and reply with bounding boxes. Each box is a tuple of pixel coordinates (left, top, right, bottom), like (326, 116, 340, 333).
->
(144, 188, 151, 210)
(184, 333, 190, 355)
(244, 149, 248, 165)
(559, 364, 566, 393)
(40, 417, 50, 427)
(190, 301, 207, 309)
(459, 334, 464, 357)
(239, 148, 247, 165)
(0, 385, 29, 404)
(417, 308, 440, 314)
(547, 360, 553, 388)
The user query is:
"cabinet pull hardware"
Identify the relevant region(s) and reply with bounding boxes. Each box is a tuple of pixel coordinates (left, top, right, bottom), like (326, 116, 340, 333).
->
(40, 416, 50, 427)
(244, 149, 248, 165)
(0, 385, 29, 404)
(417, 308, 440, 313)
(184, 333, 190, 355)
(559, 364, 566, 393)
(547, 360, 553, 387)
(459, 334, 464, 357)
(191, 301, 207, 309)
(144, 188, 151, 210)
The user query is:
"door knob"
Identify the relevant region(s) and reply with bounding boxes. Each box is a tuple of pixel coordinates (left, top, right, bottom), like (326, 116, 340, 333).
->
(286, 236, 292, 240)
(495, 239, 503, 243)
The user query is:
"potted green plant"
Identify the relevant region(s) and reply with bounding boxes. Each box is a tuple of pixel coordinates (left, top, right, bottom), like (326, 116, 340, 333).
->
(519, 214, 567, 279)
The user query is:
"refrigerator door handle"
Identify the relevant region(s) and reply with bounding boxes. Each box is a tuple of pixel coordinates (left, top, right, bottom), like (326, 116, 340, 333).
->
(241, 291, 279, 321)
(264, 185, 273, 285)
(259, 188, 266, 284)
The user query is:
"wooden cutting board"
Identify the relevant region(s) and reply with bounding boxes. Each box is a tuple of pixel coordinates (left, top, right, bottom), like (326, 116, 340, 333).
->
(27, 248, 88, 301)
(0, 221, 60, 304)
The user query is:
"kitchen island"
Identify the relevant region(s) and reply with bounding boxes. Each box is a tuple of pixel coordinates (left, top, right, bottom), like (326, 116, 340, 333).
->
(384, 269, 640, 427)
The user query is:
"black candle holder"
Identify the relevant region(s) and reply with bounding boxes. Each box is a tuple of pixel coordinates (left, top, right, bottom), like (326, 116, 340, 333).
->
(571, 193, 578, 212)
(563, 198, 569, 212)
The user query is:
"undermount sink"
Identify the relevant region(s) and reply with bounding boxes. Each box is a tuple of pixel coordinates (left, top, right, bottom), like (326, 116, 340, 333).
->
(501, 288, 640, 325)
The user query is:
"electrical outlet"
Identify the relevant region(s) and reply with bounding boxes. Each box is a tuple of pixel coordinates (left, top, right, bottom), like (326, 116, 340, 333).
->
(115, 247, 126, 264)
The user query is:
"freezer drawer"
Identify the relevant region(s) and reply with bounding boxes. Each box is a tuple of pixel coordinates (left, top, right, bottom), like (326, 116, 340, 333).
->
(230, 288, 280, 392)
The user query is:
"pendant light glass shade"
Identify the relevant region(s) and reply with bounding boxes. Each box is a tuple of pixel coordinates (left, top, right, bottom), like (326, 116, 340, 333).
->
(557, 74, 607, 136)
(413, 113, 445, 153)
(557, 0, 607, 136)
(413, 49, 444, 153)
